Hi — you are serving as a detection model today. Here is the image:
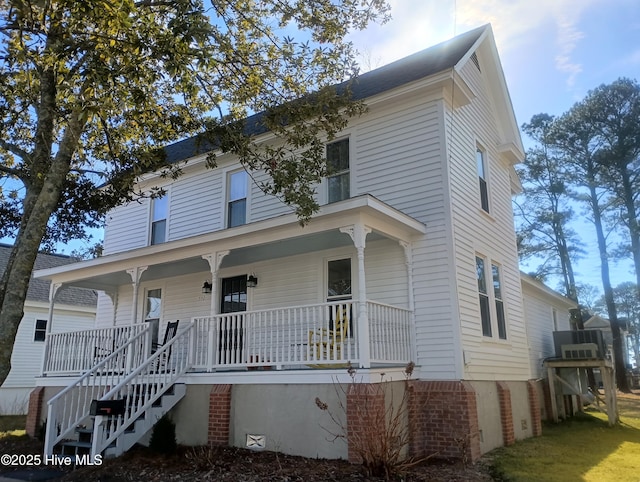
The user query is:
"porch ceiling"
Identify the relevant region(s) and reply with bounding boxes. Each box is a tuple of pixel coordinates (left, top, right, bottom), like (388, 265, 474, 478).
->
(35, 194, 424, 290)
(220, 230, 385, 268)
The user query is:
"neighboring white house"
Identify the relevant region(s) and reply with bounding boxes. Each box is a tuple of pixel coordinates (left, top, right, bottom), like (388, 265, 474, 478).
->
(0, 244, 96, 415)
(32, 25, 574, 462)
(521, 273, 576, 379)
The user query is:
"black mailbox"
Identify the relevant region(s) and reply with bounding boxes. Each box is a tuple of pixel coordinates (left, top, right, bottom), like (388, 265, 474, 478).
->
(90, 399, 126, 416)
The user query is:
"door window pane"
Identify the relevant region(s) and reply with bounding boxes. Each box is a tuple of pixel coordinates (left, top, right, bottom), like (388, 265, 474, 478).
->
(145, 289, 162, 345)
(328, 258, 351, 300)
(221, 275, 247, 313)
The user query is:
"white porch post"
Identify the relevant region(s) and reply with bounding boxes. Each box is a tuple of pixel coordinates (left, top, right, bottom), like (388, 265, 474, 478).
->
(40, 283, 61, 376)
(104, 291, 119, 326)
(340, 224, 371, 368)
(399, 241, 417, 363)
(126, 266, 148, 325)
(203, 250, 230, 317)
(202, 251, 229, 371)
(125, 266, 147, 367)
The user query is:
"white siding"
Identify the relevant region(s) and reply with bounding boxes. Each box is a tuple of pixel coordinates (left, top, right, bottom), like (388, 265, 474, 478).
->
(447, 59, 529, 380)
(0, 305, 95, 414)
(355, 96, 460, 379)
(522, 281, 573, 378)
(103, 200, 149, 254)
(169, 170, 223, 239)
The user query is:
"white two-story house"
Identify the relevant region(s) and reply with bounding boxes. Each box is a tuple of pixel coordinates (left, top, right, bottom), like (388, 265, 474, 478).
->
(31, 24, 560, 462)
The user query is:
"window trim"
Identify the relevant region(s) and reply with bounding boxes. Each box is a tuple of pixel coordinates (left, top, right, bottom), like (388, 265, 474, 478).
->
(476, 145, 490, 213)
(475, 253, 508, 340)
(326, 138, 351, 204)
(226, 168, 249, 228)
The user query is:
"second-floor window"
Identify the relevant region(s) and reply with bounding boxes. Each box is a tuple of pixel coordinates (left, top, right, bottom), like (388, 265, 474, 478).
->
(476, 146, 489, 213)
(228, 170, 248, 228)
(327, 139, 350, 203)
(476, 255, 508, 340)
(150, 194, 168, 245)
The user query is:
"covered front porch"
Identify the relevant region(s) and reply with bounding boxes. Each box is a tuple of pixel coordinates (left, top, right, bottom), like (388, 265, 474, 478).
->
(35, 195, 425, 378)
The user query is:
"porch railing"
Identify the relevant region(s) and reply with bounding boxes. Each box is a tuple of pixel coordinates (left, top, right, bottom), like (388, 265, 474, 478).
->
(43, 324, 150, 376)
(192, 300, 412, 370)
(368, 301, 413, 363)
(42, 301, 413, 376)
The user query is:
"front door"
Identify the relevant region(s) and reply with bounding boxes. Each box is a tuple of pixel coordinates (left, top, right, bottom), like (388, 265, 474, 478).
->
(144, 288, 162, 347)
(219, 275, 247, 363)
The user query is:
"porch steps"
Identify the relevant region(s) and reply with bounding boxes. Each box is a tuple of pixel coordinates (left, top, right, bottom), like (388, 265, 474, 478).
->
(57, 383, 186, 459)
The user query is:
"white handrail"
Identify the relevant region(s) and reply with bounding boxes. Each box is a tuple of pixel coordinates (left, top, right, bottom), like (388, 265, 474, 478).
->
(43, 324, 148, 375)
(90, 322, 194, 458)
(44, 324, 151, 456)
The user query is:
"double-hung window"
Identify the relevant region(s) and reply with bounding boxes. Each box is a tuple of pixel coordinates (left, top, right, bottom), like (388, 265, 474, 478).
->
(34, 319, 47, 342)
(228, 170, 248, 228)
(150, 194, 168, 245)
(492, 263, 507, 339)
(327, 139, 350, 203)
(476, 146, 489, 213)
(476, 255, 507, 339)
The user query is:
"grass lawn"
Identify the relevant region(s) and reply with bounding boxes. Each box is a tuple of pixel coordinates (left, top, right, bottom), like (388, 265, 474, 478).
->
(489, 391, 640, 482)
(0, 415, 26, 434)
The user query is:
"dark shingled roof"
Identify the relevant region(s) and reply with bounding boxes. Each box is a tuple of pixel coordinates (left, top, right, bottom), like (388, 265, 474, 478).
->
(163, 25, 486, 165)
(0, 244, 97, 307)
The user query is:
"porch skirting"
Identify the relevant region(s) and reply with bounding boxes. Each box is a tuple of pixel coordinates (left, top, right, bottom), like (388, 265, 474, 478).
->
(193, 378, 546, 463)
(28, 378, 548, 463)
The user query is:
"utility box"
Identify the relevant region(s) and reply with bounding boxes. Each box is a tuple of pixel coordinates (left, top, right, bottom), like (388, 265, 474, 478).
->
(553, 330, 606, 359)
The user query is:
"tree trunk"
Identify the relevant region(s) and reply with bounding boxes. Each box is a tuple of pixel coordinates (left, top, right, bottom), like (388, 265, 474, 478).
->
(589, 185, 630, 392)
(0, 64, 84, 385)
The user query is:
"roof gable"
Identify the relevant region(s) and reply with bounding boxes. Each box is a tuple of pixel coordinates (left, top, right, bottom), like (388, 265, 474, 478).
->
(164, 25, 489, 165)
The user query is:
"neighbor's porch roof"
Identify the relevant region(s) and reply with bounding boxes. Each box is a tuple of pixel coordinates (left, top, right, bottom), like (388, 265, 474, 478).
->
(35, 195, 425, 291)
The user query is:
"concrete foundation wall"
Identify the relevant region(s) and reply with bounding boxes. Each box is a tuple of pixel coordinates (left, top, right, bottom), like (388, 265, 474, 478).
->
(230, 383, 347, 459)
(468, 381, 502, 454)
(506, 381, 533, 441)
(171, 384, 211, 446)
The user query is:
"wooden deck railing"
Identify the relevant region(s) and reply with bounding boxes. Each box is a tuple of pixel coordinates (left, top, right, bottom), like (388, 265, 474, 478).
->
(43, 301, 413, 375)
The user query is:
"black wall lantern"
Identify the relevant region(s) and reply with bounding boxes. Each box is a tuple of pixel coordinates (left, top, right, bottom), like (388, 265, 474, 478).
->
(247, 274, 258, 288)
(202, 281, 212, 294)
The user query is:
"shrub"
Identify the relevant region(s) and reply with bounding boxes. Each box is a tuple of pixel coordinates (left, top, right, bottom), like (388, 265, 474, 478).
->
(315, 362, 428, 480)
(149, 415, 177, 455)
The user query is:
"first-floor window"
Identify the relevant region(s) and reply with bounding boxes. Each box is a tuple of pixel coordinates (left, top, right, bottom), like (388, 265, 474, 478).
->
(476, 257, 492, 337)
(476, 255, 508, 339)
(34, 319, 47, 342)
(492, 263, 507, 339)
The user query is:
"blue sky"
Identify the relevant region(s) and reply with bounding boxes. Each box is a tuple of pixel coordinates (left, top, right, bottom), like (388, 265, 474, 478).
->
(345, 0, 640, 294)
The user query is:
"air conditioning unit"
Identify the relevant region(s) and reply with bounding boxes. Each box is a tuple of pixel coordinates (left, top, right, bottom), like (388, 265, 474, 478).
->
(553, 330, 606, 359)
(561, 343, 598, 360)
